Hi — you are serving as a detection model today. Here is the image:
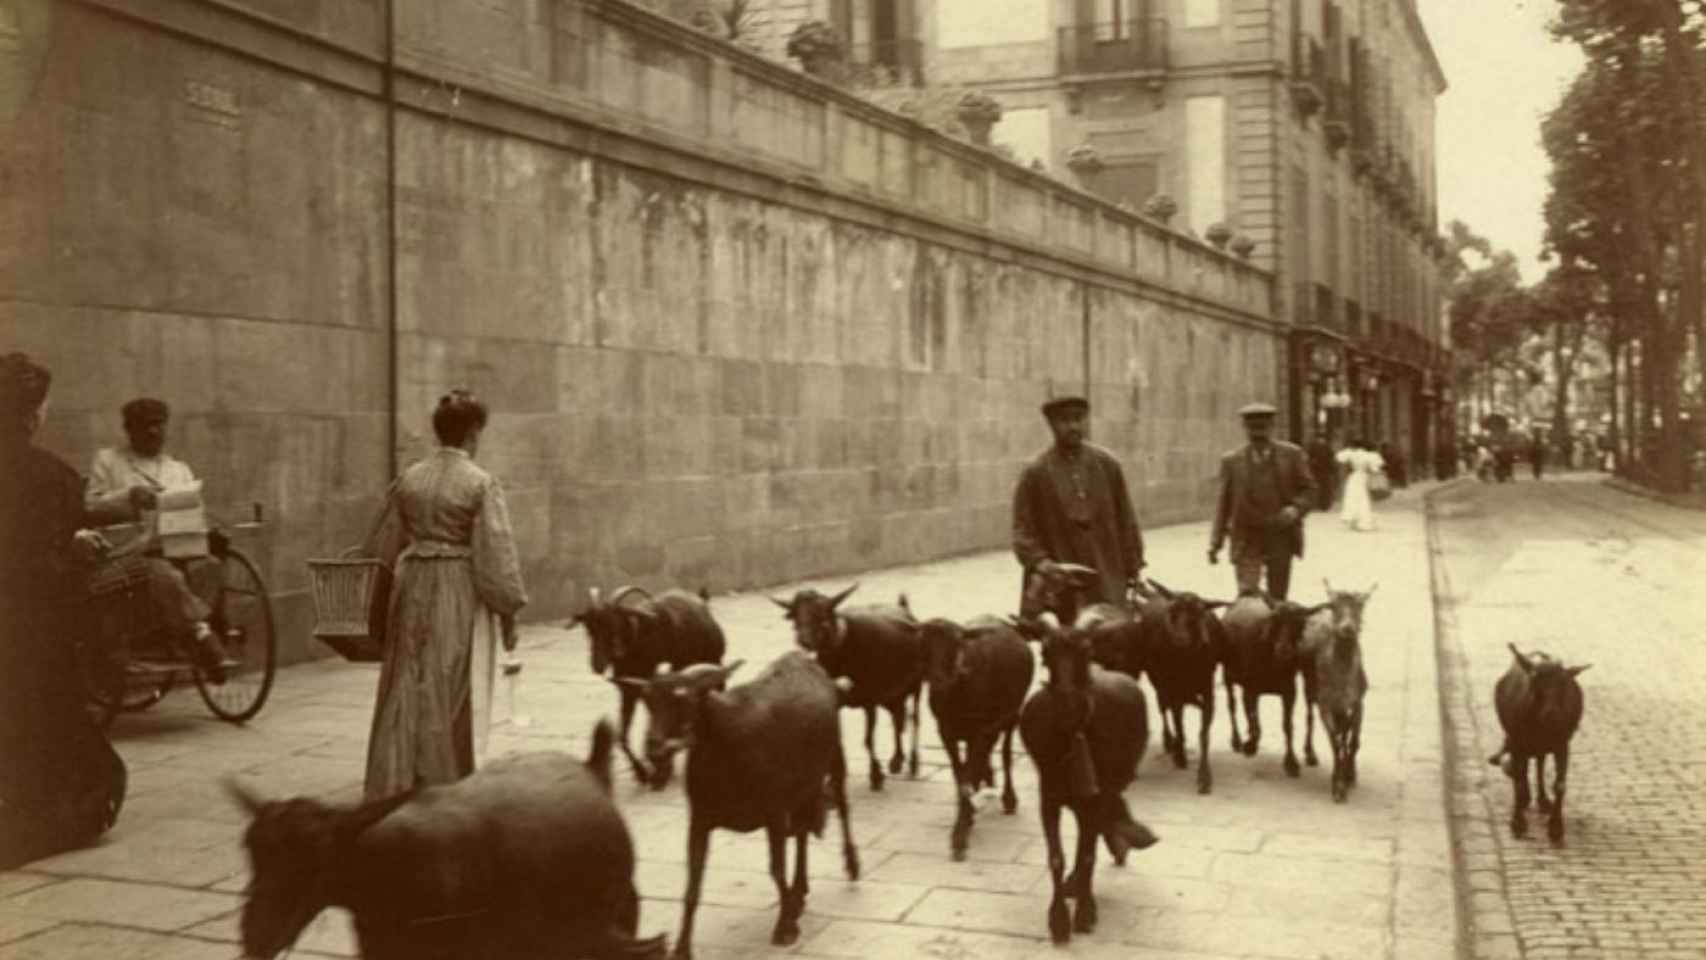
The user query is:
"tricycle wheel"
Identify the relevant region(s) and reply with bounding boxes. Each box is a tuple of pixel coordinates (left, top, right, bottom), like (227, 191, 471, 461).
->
(195, 547, 276, 723)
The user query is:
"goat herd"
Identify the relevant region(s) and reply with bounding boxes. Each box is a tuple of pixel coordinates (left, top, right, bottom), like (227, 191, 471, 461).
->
(221, 564, 1590, 960)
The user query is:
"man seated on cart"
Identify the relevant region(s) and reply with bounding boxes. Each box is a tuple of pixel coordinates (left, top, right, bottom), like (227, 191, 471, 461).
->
(84, 397, 227, 680)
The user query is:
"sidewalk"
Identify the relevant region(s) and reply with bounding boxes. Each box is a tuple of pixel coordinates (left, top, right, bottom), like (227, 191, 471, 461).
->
(0, 482, 1460, 960)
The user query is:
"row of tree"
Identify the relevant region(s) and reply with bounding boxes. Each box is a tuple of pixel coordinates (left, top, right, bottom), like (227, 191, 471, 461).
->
(1450, 1, 1706, 490)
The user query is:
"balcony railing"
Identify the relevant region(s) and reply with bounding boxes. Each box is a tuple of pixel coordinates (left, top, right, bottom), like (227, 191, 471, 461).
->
(1315, 282, 1339, 332)
(1292, 282, 1314, 328)
(843, 39, 926, 88)
(1058, 19, 1168, 77)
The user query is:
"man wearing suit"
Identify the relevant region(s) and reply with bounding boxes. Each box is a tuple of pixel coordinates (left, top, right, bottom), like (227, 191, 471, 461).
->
(1208, 402, 1317, 600)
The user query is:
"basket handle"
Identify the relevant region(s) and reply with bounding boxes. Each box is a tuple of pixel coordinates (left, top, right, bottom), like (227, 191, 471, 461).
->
(338, 545, 374, 561)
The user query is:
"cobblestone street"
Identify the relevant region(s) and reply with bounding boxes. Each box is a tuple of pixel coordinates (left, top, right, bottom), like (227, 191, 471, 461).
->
(1431, 476, 1706, 960)
(0, 484, 1454, 960)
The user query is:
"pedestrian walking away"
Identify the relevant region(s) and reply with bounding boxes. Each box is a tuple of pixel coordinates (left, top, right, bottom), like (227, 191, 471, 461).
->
(1337, 438, 1385, 532)
(1306, 431, 1338, 510)
(361, 389, 529, 801)
(1011, 394, 1145, 616)
(1208, 401, 1316, 601)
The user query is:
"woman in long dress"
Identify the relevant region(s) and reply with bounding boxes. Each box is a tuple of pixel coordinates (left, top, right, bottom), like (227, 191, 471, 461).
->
(1336, 438, 1385, 533)
(0, 352, 129, 868)
(363, 390, 528, 800)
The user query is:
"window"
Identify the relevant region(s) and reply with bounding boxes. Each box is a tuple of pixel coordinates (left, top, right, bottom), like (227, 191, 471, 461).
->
(994, 107, 1053, 170)
(1095, 0, 1128, 40)
(1184, 96, 1226, 232)
(1184, 0, 1220, 28)
(1096, 159, 1160, 208)
(937, 0, 1047, 49)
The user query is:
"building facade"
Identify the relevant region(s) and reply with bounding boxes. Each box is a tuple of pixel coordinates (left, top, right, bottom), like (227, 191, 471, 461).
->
(751, 0, 1452, 462)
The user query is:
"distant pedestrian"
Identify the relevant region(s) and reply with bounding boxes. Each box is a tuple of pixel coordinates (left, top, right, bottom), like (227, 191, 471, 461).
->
(362, 390, 529, 801)
(1207, 402, 1316, 600)
(1337, 438, 1385, 532)
(1380, 441, 1408, 488)
(1012, 395, 1145, 616)
(1528, 436, 1547, 480)
(1306, 431, 1337, 510)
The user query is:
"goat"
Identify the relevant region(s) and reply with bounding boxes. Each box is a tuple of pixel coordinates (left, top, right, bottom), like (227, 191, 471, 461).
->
(225, 723, 666, 960)
(618, 652, 859, 960)
(1018, 613, 1159, 944)
(920, 615, 1035, 861)
(1138, 581, 1229, 794)
(1298, 580, 1375, 802)
(570, 585, 726, 787)
(1022, 561, 1103, 626)
(1488, 643, 1589, 844)
(774, 583, 923, 791)
(1219, 593, 1331, 776)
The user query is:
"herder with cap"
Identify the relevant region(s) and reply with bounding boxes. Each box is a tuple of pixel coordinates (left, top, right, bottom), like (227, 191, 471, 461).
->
(1012, 394, 1145, 617)
(1208, 402, 1317, 600)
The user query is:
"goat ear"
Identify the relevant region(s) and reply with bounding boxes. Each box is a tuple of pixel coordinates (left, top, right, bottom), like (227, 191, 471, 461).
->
(1148, 579, 1174, 599)
(1507, 643, 1535, 673)
(589, 586, 602, 608)
(223, 776, 267, 817)
(1204, 599, 1231, 611)
(337, 789, 414, 847)
(716, 660, 745, 688)
(1362, 582, 1379, 600)
(1567, 663, 1592, 677)
(611, 676, 649, 692)
(830, 582, 860, 608)
(1308, 602, 1333, 616)
(1322, 578, 1335, 596)
(771, 596, 794, 615)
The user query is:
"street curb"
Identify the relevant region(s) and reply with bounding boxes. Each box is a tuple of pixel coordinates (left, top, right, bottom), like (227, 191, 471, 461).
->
(1424, 478, 1521, 960)
(1601, 475, 1706, 511)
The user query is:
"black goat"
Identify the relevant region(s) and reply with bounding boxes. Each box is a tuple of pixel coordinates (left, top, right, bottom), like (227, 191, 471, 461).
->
(1140, 582, 1229, 794)
(1488, 643, 1589, 844)
(571, 585, 726, 787)
(1018, 614, 1159, 945)
(774, 583, 923, 790)
(1219, 594, 1331, 776)
(1022, 561, 1102, 625)
(920, 615, 1034, 860)
(1300, 581, 1375, 802)
(619, 653, 859, 960)
(226, 723, 666, 960)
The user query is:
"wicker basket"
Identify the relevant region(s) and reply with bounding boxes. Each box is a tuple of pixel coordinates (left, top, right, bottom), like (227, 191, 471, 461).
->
(307, 550, 385, 662)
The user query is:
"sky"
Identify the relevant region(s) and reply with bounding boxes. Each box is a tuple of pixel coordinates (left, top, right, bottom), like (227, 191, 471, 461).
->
(1417, 0, 1585, 281)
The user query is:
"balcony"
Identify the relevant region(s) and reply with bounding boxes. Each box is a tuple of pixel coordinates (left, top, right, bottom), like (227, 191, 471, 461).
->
(1314, 283, 1339, 332)
(1289, 35, 1325, 117)
(1324, 78, 1351, 152)
(1057, 19, 1169, 78)
(843, 39, 926, 88)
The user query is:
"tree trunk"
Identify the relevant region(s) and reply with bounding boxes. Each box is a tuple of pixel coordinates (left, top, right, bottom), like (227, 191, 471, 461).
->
(1550, 318, 1578, 449)
(1606, 336, 1621, 466)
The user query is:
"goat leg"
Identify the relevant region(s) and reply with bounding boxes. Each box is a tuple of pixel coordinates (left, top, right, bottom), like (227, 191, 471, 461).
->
(1070, 803, 1099, 933)
(1196, 690, 1215, 795)
(1168, 704, 1188, 769)
(942, 730, 973, 861)
(766, 823, 799, 946)
(1280, 690, 1300, 777)
(1001, 726, 1019, 815)
(1225, 673, 1244, 753)
(674, 818, 711, 960)
(1041, 797, 1071, 944)
(830, 744, 860, 880)
(1509, 753, 1530, 838)
(617, 687, 654, 785)
(1533, 752, 1551, 814)
(909, 689, 923, 778)
(793, 826, 811, 907)
(1241, 687, 1262, 758)
(1547, 746, 1568, 846)
(887, 698, 907, 776)
(863, 706, 884, 791)
(1302, 670, 1320, 767)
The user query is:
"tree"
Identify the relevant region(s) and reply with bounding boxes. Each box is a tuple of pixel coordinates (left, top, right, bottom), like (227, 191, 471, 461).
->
(1528, 267, 1602, 445)
(1444, 224, 1530, 425)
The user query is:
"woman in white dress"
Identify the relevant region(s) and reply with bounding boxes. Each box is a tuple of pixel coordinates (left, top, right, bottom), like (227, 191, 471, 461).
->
(1337, 438, 1385, 532)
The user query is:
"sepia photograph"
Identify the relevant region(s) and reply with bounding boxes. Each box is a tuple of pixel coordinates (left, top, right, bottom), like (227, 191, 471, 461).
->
(2, 0, 1703, 957)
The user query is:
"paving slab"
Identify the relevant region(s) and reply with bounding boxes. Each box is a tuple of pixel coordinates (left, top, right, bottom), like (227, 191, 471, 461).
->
(0, 480, 1460, 958)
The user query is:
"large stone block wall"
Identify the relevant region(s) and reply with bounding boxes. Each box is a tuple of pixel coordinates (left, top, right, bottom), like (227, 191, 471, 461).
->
(2, 0, 1280, 663)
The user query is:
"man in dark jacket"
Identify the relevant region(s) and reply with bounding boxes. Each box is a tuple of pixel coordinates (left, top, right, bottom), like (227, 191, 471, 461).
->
(1208, 402, 1317, 600)
(1012, 395, 1145, 617)
(1306, 432, 1337, 510)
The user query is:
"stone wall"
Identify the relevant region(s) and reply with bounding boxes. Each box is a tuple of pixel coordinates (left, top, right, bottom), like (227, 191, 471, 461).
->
(1, 0, 1278, 663)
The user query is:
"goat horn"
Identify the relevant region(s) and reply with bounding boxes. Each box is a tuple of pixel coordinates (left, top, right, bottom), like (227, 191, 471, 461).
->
(1322, 578, 1334, 595)
(589, 586, 601, 608)
(1363, 582, 1379, 599)
(223, 776, 267, 816)
(610, 585, 652, 607)
(830, 582, 860, 608)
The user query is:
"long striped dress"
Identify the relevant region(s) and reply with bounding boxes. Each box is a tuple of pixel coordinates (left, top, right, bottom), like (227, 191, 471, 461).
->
(362, 447, 528, 800)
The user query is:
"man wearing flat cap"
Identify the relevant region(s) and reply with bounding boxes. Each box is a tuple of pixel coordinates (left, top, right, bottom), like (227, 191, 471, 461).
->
(1012, 395, 1145, 617)
(1208, 402, 1316, 600)
(86, 398, 226, 675)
